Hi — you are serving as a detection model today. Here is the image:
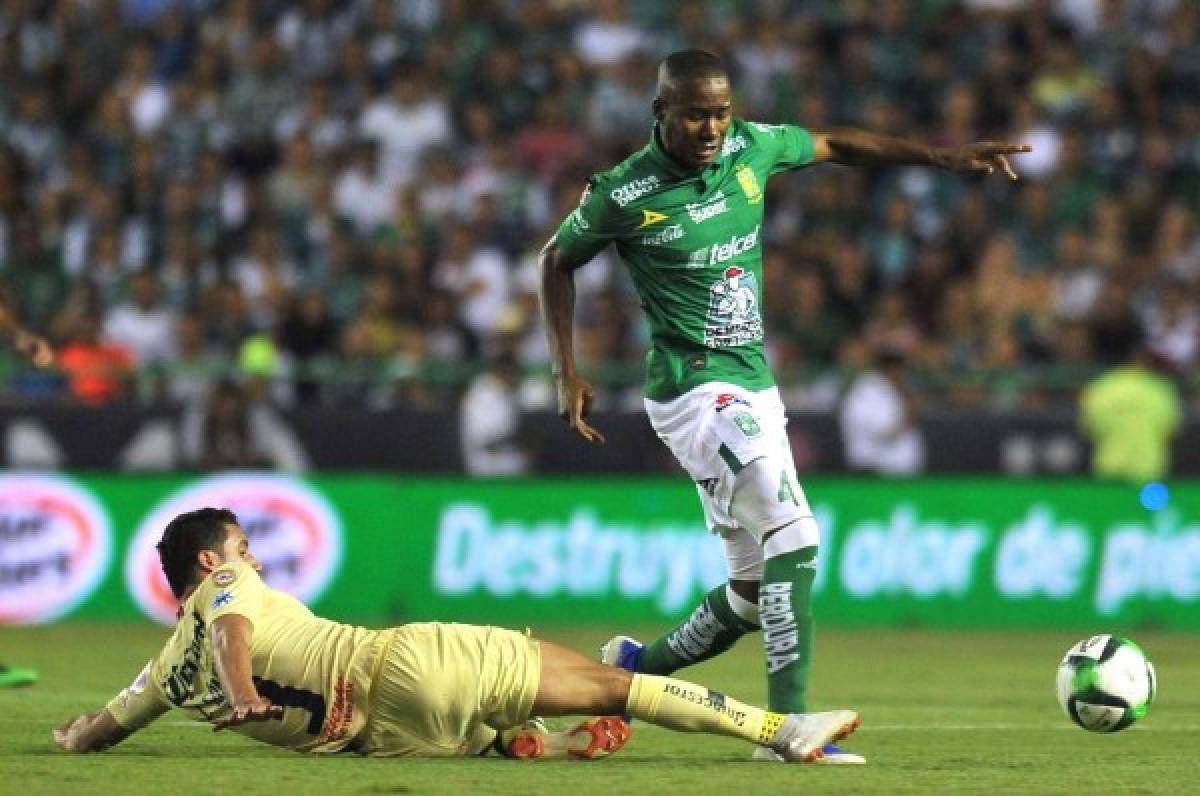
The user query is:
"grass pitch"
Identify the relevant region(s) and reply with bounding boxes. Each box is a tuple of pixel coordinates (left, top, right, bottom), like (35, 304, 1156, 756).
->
(2, 624, 1197, 794)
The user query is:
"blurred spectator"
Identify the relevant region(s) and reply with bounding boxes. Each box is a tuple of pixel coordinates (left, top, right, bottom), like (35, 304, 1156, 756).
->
(459, 351, 530, 476)
(838, 346, 926, 476)
(573, 0, 647, 69)
(1080, 330, 1181, 483)
(359, 69, 450, 187)
(103, 271, 177, 366)
(432, 224, 511, 350)
(1049, 227, 1104, 321)
(278, 290, 338, 404)
(56, 317, 134, 404)
(180, 378, 310, 472)
(0, 1, 1196, 414)
(167, 312, 224, 406)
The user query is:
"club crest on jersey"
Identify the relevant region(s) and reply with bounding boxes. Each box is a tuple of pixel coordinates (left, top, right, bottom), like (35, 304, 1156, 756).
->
(714, 392, 750, 412)
(704, 265, 763, 348)
(736, 163, 763, 204)
(732, 411, 762, 437)
(213, 569, 236, 587)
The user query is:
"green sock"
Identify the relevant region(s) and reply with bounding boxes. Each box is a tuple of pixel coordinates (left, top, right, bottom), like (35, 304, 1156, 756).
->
(640, 584, 760, 675)
(760, 545, 816, 714)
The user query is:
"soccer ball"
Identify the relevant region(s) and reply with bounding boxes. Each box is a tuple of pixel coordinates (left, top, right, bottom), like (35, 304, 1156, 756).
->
(1056, 635, 1156, 733)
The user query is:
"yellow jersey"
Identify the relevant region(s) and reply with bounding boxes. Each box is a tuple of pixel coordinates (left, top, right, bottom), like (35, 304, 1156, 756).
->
(106, 561, 391, 753)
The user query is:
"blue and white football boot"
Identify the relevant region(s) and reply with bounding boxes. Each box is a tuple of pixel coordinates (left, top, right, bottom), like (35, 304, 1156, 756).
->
(600, 635, 866, 765)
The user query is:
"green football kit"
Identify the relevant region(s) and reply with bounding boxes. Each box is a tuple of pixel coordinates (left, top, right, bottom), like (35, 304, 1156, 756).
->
(554, 117, 815, 401)
(553, 119, 824, 721)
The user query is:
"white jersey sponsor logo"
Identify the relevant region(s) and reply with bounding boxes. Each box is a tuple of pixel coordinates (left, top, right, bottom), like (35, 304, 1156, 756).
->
(568, 207, 590, 233)
(610, 176, 660, 207)
(642, 224, 684, 246)
(686, 193, 730, 223)
(706, 224, 760, 266)
(721, 134, 747, 155)
(748, 122, 786, 135)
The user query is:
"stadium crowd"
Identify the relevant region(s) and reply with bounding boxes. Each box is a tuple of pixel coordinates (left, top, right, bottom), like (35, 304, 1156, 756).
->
(1, 0, 1198, 414)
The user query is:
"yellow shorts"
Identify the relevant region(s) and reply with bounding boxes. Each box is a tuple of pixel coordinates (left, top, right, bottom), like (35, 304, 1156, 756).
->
(355, 622, 541, 757)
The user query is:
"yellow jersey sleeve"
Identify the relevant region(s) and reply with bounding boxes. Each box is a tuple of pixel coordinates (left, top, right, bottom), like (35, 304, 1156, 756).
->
(195, 560, 267, 628)
(105, 659, 170, 731)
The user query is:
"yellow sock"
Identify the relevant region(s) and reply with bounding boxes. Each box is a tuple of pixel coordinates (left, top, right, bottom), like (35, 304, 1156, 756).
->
(625, 673, 786, 746)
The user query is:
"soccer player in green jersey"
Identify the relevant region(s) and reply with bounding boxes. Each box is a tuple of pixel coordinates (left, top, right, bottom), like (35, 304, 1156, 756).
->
(540, 49, 1030, 765)
(0, 300, 53, 689)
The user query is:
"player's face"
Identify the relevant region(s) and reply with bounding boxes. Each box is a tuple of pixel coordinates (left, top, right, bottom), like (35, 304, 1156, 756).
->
(218, 524, 263, 573)
(658, 76, 733, 170)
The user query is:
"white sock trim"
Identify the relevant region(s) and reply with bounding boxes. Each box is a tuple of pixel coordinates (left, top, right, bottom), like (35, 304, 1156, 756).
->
(725, 583, 761, 626)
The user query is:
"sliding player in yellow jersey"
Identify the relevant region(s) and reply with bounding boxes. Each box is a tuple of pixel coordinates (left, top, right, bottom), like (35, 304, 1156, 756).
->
(54, 508, 859, 761)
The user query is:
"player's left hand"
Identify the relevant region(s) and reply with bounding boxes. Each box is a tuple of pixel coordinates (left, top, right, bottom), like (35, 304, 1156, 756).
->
(939, 142, 1032, 180)
(213, 698, 285, 732)
(14, 329, 54, 368)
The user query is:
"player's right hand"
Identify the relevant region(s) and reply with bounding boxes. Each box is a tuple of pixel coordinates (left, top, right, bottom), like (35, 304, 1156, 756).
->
(213, 698, 285, 732)
(556, 373, 606, 444)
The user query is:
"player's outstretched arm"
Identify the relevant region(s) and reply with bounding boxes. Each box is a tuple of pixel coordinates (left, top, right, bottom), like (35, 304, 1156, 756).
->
(811, 129, 1031, 180)
(210, 614, 283, 731)
(53, 709, 133, 753)
(538, 239, 606, 444)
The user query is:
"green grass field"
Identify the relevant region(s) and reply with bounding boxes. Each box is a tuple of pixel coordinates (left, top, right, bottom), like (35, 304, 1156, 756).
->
(2, 624, 1196, 794)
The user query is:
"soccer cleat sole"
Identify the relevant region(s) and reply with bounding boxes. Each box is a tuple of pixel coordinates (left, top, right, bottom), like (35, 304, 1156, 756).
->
(506, 717, 631, 760)
(567, 716, 631, 759)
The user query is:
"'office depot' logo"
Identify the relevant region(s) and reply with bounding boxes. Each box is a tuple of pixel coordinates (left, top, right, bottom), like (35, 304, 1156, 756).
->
(0, 474, 112, 624)
(126, 474, 342, 624)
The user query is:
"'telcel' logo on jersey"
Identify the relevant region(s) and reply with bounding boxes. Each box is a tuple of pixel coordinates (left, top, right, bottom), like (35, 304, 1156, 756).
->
(706, 224, 761, 266)
(0, 474, 112, 624)
(126, 474, 343, 624)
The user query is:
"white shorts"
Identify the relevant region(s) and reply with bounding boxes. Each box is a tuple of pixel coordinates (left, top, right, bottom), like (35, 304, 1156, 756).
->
(645, 383, 811, 581)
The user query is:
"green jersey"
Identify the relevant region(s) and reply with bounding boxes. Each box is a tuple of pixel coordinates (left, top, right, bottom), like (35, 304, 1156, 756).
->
(554, 118, 816, 400)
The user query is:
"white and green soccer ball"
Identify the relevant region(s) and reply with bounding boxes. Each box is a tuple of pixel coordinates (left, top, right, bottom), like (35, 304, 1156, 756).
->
(1056, 635, 1156, 733)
